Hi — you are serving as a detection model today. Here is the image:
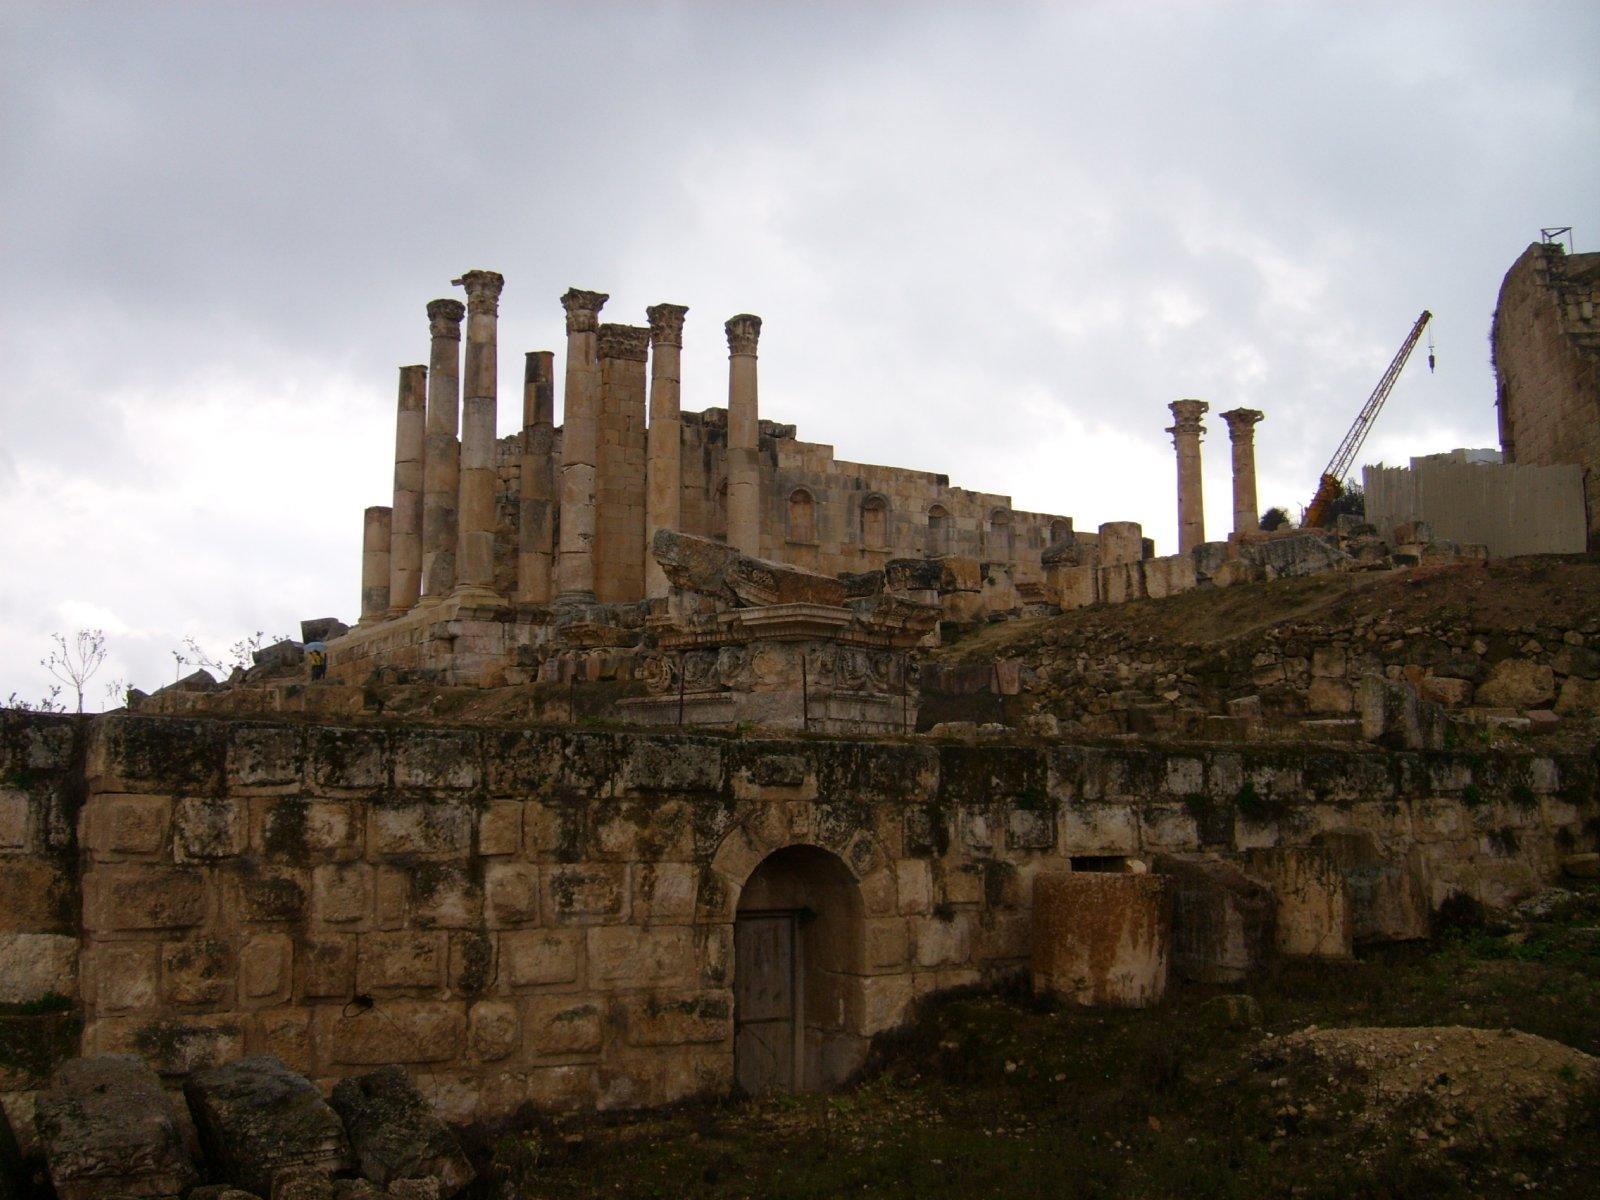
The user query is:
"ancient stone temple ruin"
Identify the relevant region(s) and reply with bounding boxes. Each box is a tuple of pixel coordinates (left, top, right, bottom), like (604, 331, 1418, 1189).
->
(332, 272, 1074, 716)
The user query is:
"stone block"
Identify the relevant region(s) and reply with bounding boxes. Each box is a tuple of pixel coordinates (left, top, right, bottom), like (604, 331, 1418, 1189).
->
(1476, 659, 1556, 709)
(314, 1003, 467, 1066)
(467, 1000, 519, 1062)
(410, 863, 483, 929)
(313, 863, 372, 925)
(524, 996, 604, 1056)
(621, 990, 731, 1047)
(486, 862, 541, 926)
(896, 860, 932, 914)
(632, 862, 697, 921)
(84, 942, 158, 1012)
(652, 528, 846, 607)
(394, 732, 479, 791)
(250, 1008, 315, 1077)
(241, 934, 294, 1003)
(621, 737, 723, 793)
(90, 1013, 245, 1074)
(357, 932, 445, 993)
(299, 937, 355, 999)
(367, 803, 472, 858)
(0, 932, 77, 1004)
(0, 855, 73, 936)
(912, 912, 972, 968)
(227, 723, 305, 787)
(477, 801, 522, 856)
(1031, 873, 1171, 1007)
(1059, 803, 1139, 855)
(0, 788, 30, 850)
(84, 865, 207, 931)
(544, 864, 627, 923)
(1419, 676, 1474, 707)
(82, 794, 170, 856)
(174, 797, 248, 860)
(35, 1054, 197, 1200)
(328, 1065, 474, 1196)
(846, 973, 914, 1035)
(184, 1055, 352, 1197)
(501, 930, 580, 988)
(1245, 847, 1352, 959)
(310, 728, 387, 791)
(1305, 678, 1353, 714)
(588, 926, 695, 986)
(239, 871, 308, 923)
(161, 937, 233, 1005)
(1312, 830, 1430, 943)
(1152, 855, 1274, 985)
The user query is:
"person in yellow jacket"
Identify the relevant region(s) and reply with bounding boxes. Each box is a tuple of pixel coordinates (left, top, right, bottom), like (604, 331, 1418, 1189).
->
(306, 644, 327, 682)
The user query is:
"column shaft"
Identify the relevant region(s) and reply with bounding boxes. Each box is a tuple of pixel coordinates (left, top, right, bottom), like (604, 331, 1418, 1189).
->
(725, 314, 763, 557)
(361, 506, 393, 623)
(517, 351, 557, 604)
(1167, 399, 1209, 554)
(1221, 408, 1264, 537)
(595, 323, 650, 603)
(421, 299, 465, 600)
(453, 270, 505, 597)
(387, 364, 427, 615)
(644, 303, 688, 599)
(556, 288, 609, 602)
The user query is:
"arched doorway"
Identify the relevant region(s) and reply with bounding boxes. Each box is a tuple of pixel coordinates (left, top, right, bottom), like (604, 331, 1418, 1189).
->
(734, 845, 864, 1095)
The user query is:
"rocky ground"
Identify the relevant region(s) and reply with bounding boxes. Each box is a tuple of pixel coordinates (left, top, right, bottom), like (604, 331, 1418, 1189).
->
(931, 554, 1600, 745)
(472, 883, 1600, 1199)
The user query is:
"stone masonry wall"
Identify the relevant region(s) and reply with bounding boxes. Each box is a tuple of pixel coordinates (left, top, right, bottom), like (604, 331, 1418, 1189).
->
(44, 711, 1596, 1127)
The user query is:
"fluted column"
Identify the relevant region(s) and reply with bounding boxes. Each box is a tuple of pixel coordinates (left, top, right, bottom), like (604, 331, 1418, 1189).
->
(645, 303, 688, 598)
(387, 364, 427, 615)
(517, 351, 557, 604)
(1167, 399, 1209, 553)
(725, 313, 763, 557)
(360, 506, 393, 624)
(556, 288, 608, 602)
(421, 298, 465, 601)
(452, 269, 505, 599)
(1220, 408, 1264, 537)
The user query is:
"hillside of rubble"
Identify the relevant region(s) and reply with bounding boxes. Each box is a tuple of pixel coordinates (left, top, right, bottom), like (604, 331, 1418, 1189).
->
(926, 554, 1600, 745)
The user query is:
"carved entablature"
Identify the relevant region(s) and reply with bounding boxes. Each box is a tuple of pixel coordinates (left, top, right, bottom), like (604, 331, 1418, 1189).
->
(561, 288, 610, 334)
(597, 323, 651, 363)
(426, 298, 466, 339)
(1219, 407, 1265, 440)
(452, 269, 505, 315)
(1166, 398, 1209, 441)
(646, 303, 690, 348)
(725, 313, 763, 356)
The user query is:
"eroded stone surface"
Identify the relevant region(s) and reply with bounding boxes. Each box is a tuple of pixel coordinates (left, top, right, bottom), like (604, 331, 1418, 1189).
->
(328, 1066, 473, 1195)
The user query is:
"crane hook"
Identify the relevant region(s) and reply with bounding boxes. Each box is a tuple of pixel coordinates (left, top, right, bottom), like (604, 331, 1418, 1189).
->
(1427, 326, 1436, 373)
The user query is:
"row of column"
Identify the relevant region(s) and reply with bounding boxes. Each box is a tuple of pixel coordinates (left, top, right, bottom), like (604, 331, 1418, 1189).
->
(1166, 400, 1264, 553)
(360, 276, 766, 621)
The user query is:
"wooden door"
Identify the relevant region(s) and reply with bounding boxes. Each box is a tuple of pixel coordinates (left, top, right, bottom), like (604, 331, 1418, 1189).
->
(734, 911, 802, 1094)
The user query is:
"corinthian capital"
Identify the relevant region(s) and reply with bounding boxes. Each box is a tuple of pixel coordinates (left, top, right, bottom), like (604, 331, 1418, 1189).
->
(1166, 398, 1209, 440)
(725, 313, 762, 356)
(452, 269, 505, 315)
(426, 298, 466, 339)
(646, 303, 689, 348)
(561, 288, 610, 335)
(597, 323, 651, 363)
(1219, 407, 1264, 440)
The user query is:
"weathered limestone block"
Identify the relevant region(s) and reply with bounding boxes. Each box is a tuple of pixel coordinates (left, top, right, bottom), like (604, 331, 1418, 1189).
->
(0, 932, 76, 1004)
(1312, 830, 1430, 943)
(1356, 674, 1445, 750)
(329, 1066, 474, 1196)
(1476, 659, 1556, 709)
(1245, 848, 1352, 959)
(1098, 521, 1143, 566)
(1241, 531, 1350, 578)
(1141, 554, 1196, 599)
(34, 1055, 197, 1200)
(1047, 562, 1098, 609)
(650, 529, 845, 608)
(183, 1055, 352, 1197)
(1031, 873, 1171, 1007)
(1152, 856, 1274, 984)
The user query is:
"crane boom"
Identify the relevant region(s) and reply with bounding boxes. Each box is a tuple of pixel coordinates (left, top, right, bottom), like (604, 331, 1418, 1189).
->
(1304, 309, 1432, 528)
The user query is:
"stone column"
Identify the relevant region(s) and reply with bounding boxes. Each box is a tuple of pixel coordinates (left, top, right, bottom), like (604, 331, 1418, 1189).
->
(420, 298, 465, 601)
(386, 364, 427, 615)
(360, 506, 393, 624)
(595, 323, 651, 603)
(556, 288, 609, 603)
(1167, 399, 1209, 554)
(1220, 408, 1264, 538)
(517, 351, 557, 605)
(725, 313, 763, 557)
(644, 303, 688, 599)
(452, 270, 505, 600)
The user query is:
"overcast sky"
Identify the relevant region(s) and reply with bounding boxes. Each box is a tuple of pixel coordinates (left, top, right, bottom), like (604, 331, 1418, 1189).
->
(2, 1, 1596, 707)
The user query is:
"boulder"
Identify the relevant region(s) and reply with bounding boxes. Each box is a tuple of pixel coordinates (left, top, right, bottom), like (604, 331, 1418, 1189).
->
(883, 558, 943, 594)
(1153, 856, 1274, 984)
(1555, 677, 1600, 715)
(651, 529, 845, 608)
(300, 618, 350, 644)
(1475, 659, 1556, 709)
(33, 1055, 198, 1200)
(328, 1066, 473, 1196)
(183, 1055, 352, 1198)
(252, 640, 305, 671)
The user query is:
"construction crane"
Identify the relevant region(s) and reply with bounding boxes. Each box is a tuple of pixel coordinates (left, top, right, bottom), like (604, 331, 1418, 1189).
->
(1303, 309, 1433, 529)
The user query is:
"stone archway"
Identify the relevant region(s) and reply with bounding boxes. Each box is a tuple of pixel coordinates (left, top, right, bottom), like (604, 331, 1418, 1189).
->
(733, 844, 865, 1095)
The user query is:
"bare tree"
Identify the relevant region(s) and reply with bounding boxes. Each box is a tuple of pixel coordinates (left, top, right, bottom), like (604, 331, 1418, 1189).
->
(43, 629, 107, 714)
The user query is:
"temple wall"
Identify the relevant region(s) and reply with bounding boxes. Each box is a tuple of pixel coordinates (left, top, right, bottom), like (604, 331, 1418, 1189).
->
(3, 709, 1593, 1128)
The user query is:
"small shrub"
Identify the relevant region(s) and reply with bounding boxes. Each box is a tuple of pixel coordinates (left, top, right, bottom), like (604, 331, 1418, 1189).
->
(1509, 783, 1539, 813)
(1461, 783, 1485, 808)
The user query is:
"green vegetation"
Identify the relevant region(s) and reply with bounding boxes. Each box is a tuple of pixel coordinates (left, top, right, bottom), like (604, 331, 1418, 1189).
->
(481, 887, 1600, 1199)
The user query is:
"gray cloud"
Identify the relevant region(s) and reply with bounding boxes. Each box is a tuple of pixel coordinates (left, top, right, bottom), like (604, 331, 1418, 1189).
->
(2, 1, 1597, 702)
